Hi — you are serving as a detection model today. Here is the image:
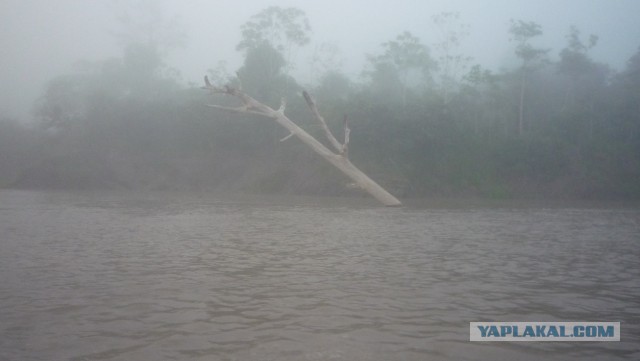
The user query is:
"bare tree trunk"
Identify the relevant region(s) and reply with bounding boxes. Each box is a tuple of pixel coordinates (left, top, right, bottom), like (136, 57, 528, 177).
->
(518, 71, 526, 137)
(203, 77, 402, 206)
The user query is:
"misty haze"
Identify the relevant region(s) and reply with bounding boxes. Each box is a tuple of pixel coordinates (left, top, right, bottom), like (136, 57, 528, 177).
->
(1, 1, 639, 360)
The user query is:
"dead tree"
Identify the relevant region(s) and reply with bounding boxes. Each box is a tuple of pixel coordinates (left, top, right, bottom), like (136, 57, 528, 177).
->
(202, 76, 402, 206)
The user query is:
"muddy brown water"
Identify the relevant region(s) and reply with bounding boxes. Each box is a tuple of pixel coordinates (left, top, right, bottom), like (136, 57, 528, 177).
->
(1, 190, 638, 360)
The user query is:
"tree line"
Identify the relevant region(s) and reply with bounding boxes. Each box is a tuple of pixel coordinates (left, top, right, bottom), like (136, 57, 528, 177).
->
(1, 6, 639, 200)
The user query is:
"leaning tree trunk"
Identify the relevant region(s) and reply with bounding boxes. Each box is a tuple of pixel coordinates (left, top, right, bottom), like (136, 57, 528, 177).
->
(202, 76, 402, 206)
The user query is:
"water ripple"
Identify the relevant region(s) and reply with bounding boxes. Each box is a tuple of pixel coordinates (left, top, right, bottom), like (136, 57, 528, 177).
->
(0, 190, 638, 360)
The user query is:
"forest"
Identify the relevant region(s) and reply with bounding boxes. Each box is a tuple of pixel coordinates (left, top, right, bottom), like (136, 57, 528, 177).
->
(1, 6, 639, 200)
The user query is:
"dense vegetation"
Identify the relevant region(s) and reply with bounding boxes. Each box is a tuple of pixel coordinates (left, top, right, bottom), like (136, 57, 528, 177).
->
(2, 7, 639, 200)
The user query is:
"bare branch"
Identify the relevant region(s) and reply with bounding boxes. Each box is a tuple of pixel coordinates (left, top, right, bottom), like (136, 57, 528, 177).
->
(206, 104, 245, 111)
(235, 71, 243, 91)
(279, 132, 295, 142)
(202, 76, 401, 206)
(277, 97, 286, 115)
(302, 90, 344, 153)
(203, 77, 274, 117)
(202, 76, 233, 95)
(343, 115, 350, 158)
(206, 104, 265, 117)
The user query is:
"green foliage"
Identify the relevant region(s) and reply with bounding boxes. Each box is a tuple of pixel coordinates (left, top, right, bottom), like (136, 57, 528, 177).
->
(367, 31, 435, 85)
(236, 6, 311, 53)
(315, 71, 352, 105)
(0, 118, 41, 186)
(558, 26, 598, 77)
(2, 11, 639, 200)
(233, 7, 311, 105)
(34, 74, 88, 130)
(236, 42, 302, 105)
(509, 20, 549, 68)
(365, 31, 436, 106)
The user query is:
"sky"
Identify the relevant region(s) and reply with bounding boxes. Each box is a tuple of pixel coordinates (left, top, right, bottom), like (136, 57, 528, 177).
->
(1, 0, 640, 122)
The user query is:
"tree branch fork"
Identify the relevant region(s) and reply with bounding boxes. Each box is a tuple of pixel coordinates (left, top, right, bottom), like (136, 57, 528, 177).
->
(202, 75, 401, 206)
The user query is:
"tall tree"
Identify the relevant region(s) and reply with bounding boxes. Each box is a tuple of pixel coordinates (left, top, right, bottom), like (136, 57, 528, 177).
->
(557, 26, 606, 139)
(237, 6, 310, 74)
(237, 42, 290, 103)
(366, 31, 435, 106)
(558, 26, 598, 80)
(432, 12, 472, 104)
(235, 6, 311, 102)
(610, 47, 640, 143)
(509, 20, 548, 136)
(237, 6, 311, 53)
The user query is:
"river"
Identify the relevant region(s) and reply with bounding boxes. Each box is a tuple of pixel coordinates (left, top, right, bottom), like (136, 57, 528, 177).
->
(0, 190, 638, 360)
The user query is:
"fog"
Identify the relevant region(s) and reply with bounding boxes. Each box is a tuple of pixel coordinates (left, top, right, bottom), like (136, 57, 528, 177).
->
(2, 3, 640, 359)
(2, 0, 639, 120)
(1, 0, 639, 200)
